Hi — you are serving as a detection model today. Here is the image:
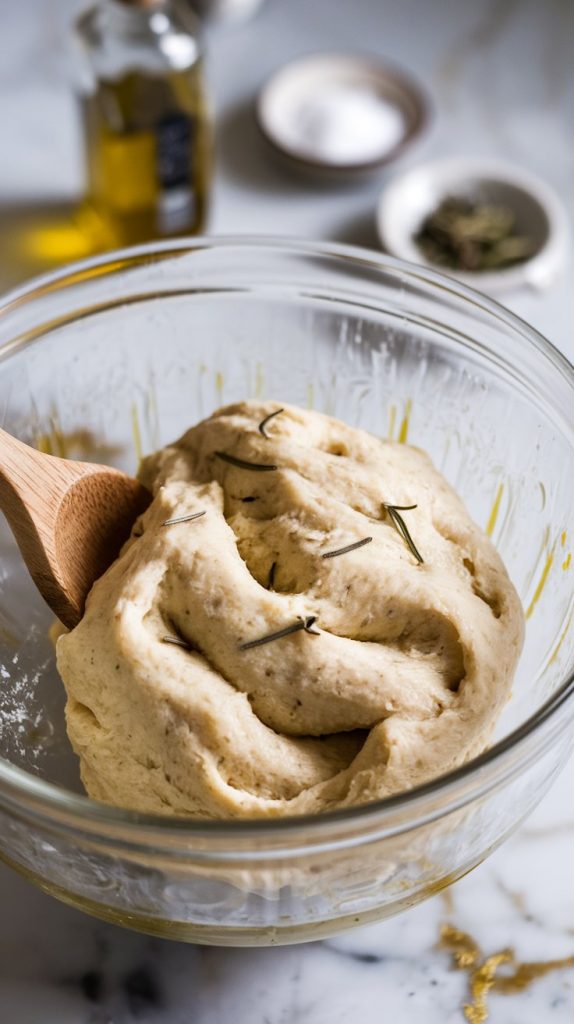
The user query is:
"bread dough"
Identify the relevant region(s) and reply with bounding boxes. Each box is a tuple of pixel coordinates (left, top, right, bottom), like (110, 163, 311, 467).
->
(56, 401, 524, 818)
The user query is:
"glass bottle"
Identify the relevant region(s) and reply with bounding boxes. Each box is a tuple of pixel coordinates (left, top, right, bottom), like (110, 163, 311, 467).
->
(74, 0, 211, 251)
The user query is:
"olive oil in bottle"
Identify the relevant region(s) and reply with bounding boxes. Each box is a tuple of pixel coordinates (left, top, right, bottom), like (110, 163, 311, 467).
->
(75, 0, 211, 250)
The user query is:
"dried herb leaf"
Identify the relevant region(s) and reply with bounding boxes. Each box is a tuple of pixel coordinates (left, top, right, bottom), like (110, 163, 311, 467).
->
(162, 510, 206, 527)
(322, 537, 373, 559)
(415, 195, 537, 272)
(216, 451, 277, 472)
(240, 616, 319, 651)
(383, 503, 424, 564)
(258, 407, 284, 438)
(162, 635, 193, 650)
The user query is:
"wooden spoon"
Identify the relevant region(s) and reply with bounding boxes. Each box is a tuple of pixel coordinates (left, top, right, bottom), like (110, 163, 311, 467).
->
(0, 428, 151, 629)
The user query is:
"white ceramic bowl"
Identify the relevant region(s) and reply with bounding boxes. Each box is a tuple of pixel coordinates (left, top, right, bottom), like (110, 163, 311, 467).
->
(256, 53, 429, 177)
(376, 157, 570, 294)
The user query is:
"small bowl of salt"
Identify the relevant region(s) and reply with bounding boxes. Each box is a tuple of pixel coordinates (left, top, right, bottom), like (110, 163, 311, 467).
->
(256, 53, 429, 177)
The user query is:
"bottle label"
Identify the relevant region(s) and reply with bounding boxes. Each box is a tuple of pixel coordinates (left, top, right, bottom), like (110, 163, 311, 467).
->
(155, 115, 196, 234)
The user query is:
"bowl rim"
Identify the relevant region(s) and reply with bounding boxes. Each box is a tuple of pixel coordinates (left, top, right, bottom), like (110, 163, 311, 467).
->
(255, 50, 431, 174)
(0, 234, 573, 850)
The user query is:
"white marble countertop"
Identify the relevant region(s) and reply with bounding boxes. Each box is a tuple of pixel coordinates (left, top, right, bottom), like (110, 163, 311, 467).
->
(2, 764, 574, 1024)
(1, 1, 574, 1021)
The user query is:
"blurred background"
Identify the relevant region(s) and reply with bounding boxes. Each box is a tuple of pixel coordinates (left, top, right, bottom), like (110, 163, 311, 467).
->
(0, 0, 572, 339)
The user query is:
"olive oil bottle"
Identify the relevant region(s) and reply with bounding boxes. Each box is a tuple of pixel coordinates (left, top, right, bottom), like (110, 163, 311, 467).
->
(75, 0, 211, 250)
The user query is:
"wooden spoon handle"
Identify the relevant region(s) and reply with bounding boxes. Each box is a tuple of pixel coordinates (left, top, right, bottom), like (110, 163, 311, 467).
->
(0, 428, 92, 616)
(0, 427, 85, 536)
(0, 427, 150, 628)
(0, 427, 66, 561)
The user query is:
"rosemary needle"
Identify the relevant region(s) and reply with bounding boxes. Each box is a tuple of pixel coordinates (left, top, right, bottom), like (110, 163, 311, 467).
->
(322, 537, 372, 559)
(216, 451, 277, 472)
(267, 561, 277, 590)
(383, 503, 424, 564)
(258, 407, 284, 438)
(240, 616, 320, 651)
(162, 510, 206, 527)
(162, 635, 193, 650)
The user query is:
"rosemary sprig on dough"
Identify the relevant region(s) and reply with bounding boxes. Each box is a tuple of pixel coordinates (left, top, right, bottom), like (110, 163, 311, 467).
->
(383, 503, 424, 564)
(162, 511, 206, 527)
(258, 407, 284, 438)
(240, 616, 320, 651)
(322, 537, 372, 559)
(162, 635, 193, 650)
(216, 451, 278, 472)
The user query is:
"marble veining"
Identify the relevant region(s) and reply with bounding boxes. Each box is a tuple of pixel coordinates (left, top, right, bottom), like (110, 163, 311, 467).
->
(2, 759, 574, 1024)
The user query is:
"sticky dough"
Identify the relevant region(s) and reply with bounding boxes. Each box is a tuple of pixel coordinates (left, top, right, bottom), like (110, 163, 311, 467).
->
(57, 402, 524, 818)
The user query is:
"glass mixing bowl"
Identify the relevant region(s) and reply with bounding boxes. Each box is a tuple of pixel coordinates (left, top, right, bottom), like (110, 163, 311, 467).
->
(0, 238, 573, 946)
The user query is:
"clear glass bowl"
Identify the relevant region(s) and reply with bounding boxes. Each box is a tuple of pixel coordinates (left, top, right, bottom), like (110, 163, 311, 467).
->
(0, 238, 573, 946)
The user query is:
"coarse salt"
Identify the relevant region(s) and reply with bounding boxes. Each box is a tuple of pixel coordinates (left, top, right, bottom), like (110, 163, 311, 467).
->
(284, 85, 406, 165)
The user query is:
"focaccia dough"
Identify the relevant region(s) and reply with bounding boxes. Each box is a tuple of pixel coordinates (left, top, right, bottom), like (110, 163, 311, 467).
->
(57, 401, 524, 818)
